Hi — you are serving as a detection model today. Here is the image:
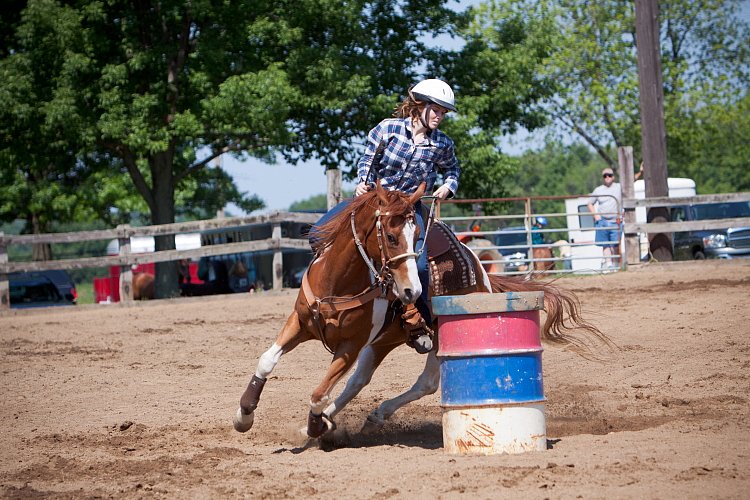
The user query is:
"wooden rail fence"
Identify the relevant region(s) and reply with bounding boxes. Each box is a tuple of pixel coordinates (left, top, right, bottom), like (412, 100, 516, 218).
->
(2, 192, 749, 309)
(621, 192, 750, 264)
(0, 211, 320, 309)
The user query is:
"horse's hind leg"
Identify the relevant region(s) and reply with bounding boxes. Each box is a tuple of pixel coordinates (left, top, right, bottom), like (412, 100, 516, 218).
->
(233, 311, 310, 433)
(363, 348, 441, 433)
(322, 343, 396, 423)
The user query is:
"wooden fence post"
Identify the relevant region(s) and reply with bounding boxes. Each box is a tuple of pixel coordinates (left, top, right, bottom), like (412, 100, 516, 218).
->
(118, 225, 134, 303)
(0, 232, 8, 310)
(619, 146, 640, 267)
(272, 223, 283, 291)
(327, 168, 342, 210)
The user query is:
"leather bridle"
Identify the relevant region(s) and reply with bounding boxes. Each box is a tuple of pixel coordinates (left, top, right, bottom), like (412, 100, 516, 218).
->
(353, 208, 418, 289)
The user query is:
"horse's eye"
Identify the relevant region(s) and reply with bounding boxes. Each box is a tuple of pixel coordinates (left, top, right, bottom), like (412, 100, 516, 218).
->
(387, 233, 398, 245)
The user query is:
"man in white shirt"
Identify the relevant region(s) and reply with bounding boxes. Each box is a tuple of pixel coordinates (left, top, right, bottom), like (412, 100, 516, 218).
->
(587, 167, 622, 269)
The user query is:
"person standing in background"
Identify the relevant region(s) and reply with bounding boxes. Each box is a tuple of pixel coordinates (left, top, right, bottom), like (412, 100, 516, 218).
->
(531, 217, 547, 246)
(587, 167, 622, 270)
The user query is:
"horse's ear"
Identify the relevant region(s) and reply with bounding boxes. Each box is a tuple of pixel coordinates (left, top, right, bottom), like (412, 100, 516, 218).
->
(375, 179, 389, 205)
(408, 182, 426, 205)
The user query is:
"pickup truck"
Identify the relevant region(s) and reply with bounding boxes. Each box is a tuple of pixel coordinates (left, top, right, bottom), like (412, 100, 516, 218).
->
(670, 201, 750, 259)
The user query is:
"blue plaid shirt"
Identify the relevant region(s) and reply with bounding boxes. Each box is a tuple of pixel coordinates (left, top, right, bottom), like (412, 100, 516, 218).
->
(356, 118, 460, 196)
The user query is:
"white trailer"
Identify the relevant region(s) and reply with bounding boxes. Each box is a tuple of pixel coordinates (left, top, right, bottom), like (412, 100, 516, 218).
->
(105, 233, 202, 255)
(564, 178, 696, 272)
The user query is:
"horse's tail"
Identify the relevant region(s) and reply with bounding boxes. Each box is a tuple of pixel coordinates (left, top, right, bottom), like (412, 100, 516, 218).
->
(488, 274, 615, 359)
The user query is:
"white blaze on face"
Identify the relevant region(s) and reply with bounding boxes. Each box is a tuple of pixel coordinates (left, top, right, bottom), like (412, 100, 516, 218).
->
(394, 220, 421, 299)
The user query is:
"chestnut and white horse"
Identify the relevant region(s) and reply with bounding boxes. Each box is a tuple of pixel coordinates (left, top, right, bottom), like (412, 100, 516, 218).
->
(233, 182, 609, 439)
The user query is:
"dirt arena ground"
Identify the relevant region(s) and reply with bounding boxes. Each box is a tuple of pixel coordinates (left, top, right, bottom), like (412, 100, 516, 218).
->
(1, 259, 749, 499)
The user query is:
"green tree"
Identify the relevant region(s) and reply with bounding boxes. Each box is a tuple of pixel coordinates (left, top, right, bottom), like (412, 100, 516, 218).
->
(669, 90, 750, 193)
(535, 0, 749, 183)
(2, 0, 457, 297)
(506, 140, 609, 236)
(510, 141, 609, 198)
(0, 1, 94, 259)
(289, 191, 355, 212)
(437, 0, 559, 204)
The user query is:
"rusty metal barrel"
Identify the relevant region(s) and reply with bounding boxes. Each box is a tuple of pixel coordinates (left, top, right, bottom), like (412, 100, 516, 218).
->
(432, 291, 546, 455)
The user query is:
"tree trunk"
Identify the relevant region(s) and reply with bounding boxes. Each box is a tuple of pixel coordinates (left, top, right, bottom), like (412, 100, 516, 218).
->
(30, 214, 52, 261)
(635, 0, 672, 261)
(150, 153, 180, 299)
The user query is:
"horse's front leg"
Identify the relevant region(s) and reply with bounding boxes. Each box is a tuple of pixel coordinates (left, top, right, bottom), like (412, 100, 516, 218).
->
(233, 310, 310, 433)
(362, 348, 441, 433)
(305, 338, 368, 438)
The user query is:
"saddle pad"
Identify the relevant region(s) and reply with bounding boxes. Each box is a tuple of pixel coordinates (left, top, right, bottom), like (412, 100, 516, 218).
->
(426, 220, 452, 259)
(428, 221, 477, 296)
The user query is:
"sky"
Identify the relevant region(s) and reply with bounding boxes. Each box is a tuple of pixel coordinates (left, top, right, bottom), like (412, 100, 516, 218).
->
(220, 0, 749, 214)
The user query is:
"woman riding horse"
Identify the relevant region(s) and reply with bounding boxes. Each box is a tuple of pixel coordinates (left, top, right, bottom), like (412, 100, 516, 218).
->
(233, 81, 612, 441)
(311, 78, 460, 354)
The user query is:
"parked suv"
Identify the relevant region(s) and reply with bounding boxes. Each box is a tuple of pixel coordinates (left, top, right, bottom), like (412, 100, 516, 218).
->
(670, 201, 750, 260)
(8, 270, 78, 307)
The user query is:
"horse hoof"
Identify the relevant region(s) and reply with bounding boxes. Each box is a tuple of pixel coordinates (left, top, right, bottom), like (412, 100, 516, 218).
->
(306, 412, 335, 438)
(361, 414, 384, 435)
(300, 417, 335, 439)
(233, 407, 254, 433)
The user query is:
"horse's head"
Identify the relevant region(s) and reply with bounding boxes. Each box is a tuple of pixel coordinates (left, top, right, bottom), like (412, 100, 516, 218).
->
(369, 182, 426, 304)
(315, 181, 426, 303)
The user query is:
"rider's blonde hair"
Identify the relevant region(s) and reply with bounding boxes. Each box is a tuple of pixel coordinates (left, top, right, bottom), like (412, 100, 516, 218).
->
(392, 90, 425, 121)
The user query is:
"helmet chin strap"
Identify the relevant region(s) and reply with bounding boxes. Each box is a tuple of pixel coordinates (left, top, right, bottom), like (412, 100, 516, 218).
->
(418, 104, 433, 131)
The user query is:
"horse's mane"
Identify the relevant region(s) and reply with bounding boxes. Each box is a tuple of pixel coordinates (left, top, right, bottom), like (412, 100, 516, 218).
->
(316, 189, 414, 250)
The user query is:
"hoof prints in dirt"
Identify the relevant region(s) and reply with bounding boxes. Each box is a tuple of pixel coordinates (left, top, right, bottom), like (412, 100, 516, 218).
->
(7, 424, 248, 497)
(2, 339, 120, 360)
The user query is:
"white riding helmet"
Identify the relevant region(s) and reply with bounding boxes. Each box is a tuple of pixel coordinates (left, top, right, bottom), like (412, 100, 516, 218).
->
(410, 78, 457, 112)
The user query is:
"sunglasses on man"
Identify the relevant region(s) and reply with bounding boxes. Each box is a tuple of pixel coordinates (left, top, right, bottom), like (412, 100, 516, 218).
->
(603, 173, 614, 178)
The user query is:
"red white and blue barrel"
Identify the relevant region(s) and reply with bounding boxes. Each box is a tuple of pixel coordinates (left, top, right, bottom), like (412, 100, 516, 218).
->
(433, 291, 546, 455)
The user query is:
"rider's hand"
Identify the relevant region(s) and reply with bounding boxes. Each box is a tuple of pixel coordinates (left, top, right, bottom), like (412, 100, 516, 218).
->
(432, 185, 452, 200)
(355, 182, 371, 197)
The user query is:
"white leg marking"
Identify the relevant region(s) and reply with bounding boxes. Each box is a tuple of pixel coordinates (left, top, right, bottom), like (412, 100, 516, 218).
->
(370, 350, 441, 423)
(310, 396, 331, 416)
(324, 345, 378, 420)
(255, 343, 283, 379)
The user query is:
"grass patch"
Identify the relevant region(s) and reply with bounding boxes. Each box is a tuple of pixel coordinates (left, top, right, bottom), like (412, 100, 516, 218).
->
(75, 280, 96, 305)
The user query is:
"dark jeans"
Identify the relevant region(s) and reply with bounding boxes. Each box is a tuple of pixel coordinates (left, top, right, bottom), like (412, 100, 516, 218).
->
(309, 199, 431, 326)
